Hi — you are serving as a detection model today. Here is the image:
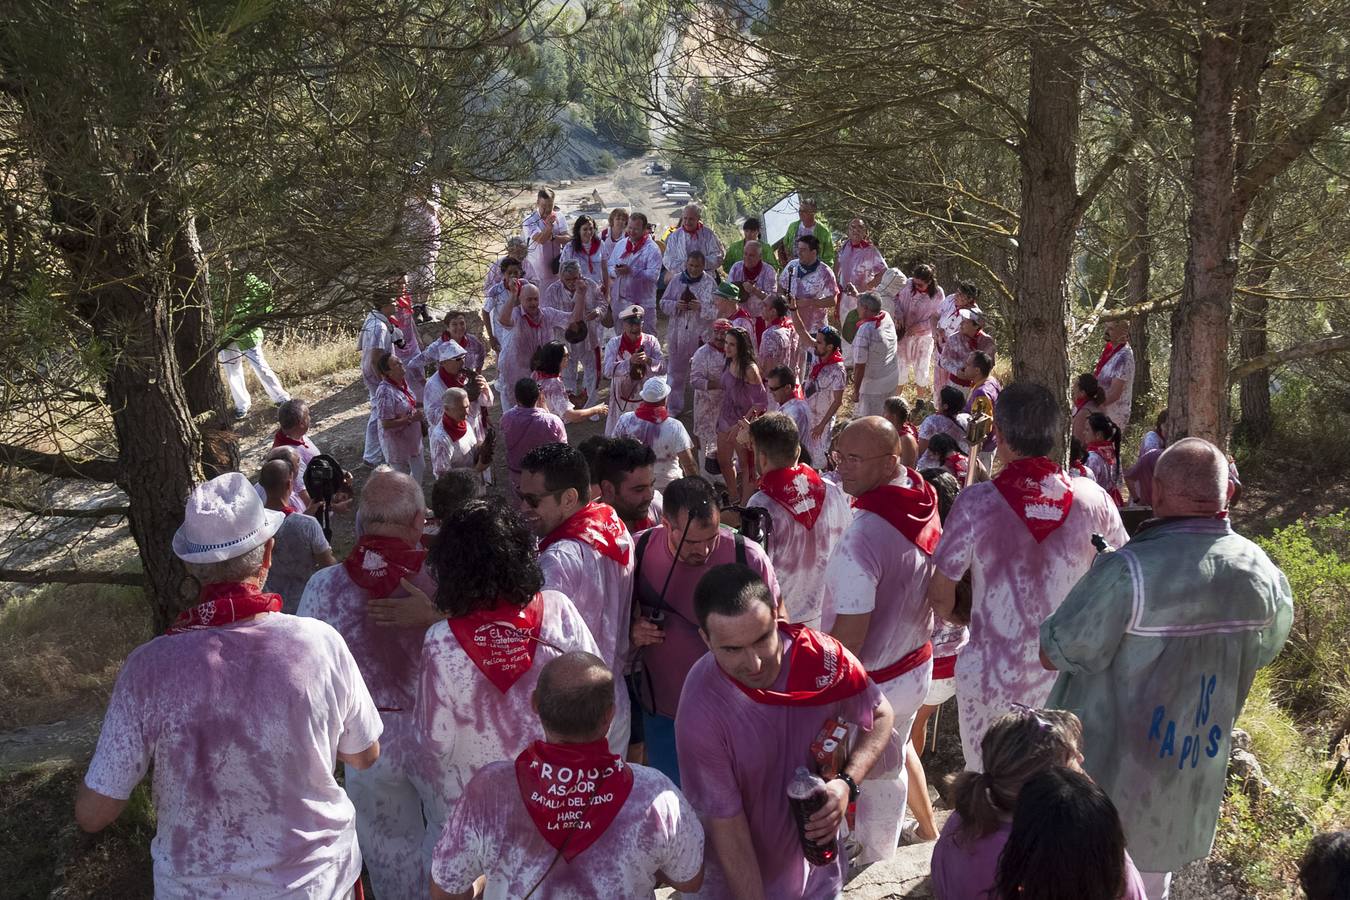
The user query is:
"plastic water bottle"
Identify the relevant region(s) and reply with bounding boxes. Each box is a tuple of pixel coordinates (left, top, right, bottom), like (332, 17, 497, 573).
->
(786, 767, 838, 866)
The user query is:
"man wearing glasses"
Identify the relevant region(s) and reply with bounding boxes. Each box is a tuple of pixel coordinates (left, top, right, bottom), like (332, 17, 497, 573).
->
(764, 365, 812, 457)
(627, 477, 781, 788)
(821, 416, 942, 864)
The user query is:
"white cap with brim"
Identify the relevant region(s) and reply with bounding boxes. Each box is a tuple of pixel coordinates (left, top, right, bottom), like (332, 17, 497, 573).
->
(172, 472, 285, 565)
(877, 268, 906, 299)
(640, 377, 671, 403)
(959, 306, 986, 325)
(438, 340, 467, 362)
(620, 304, 645, 320)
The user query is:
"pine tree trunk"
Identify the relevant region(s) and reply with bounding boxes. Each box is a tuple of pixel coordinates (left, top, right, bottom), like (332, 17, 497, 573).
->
(1236, 196, 1277, 440)
(1125, 163, 1153, 417)
(1169, 1, 1244, 444)
(1014, 30, 1084, 459)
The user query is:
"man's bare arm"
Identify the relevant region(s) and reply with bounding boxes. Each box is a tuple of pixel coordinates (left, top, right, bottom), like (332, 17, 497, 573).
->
(707, 814, 766, 900)
(338, 740, 380, 771)
(829, 612, 871, 658)
(928, 573, 958, 623)
(74, 783, 129, 833)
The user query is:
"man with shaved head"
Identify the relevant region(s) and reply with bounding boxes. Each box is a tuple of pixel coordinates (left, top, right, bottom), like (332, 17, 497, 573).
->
(297, 467, 442, 900)
(820, 415, 942, 863)
(928, 381, 1128, 771)
(496, 278, 585, 412)
(662, 202, 725, 277)
(1041, 437, 1292, 900)
(431, 651, 705, 899)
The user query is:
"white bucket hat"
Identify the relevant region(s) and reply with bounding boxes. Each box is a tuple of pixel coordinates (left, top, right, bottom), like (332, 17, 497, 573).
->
(876, 268, 906, 299)
(640, 376, 671, 403)
(438, 340, 467, 362)
(172, 472, 285, 564)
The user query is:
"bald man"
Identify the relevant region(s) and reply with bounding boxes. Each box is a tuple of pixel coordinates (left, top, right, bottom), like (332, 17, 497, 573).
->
(820, 416, 941, 864)
(297, 468, 442, 900)
(431, 652, 704, 899)
(496, 280, 584, 412)
(662, 202, 725, 276)
(835, 218, 887, 332)
(1041, 437, 1293, 900)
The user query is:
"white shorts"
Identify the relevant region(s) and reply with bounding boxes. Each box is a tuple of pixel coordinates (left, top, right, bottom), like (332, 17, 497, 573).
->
(924, 675, 956, 707)
(897, 334, 934, 386)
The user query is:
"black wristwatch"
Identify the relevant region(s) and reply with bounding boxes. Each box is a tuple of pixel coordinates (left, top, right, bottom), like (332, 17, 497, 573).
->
(834, 772, 861, 803)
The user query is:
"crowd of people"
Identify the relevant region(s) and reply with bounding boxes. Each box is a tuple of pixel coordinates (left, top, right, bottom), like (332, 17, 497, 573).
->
(71, 191, 1337, 900)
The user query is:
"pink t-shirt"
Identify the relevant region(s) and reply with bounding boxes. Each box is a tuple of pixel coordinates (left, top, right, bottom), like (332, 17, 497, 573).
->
(501, 405, 567, 488)
(297, 563, 434, 771)
(821, 473, 936, 670)
(836, 242, 887, 293)
(432, 760, 704, 899)
(675, 630, 884, 899)
(634, 526, 780, 719)
(499, 306, 572, 386)
(757, 321, 800, 376)
(539, 534, 636, 754)
(745, 476, 852, 627)
(414, 591, 600, 826)
(83, 614, 382, 899)
(374, 379, 424, 464)
(933, 474, 1129, 768)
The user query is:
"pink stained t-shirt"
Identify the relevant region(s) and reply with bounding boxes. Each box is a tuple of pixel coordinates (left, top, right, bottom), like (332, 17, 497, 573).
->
(432, 760, 705, 899)
(83, 613, 382, 900)
(932, 473, 1129, 769)
(634, 525, 780, 719)
(414, 591, 600, 833)
(675, 629, 884, 899)
(538, 533, 636, 755)
(820, 473, 937, 671)
(745, 475, 853, 628)
(297, 563, 434, 772)
(374, 379, 424, 464)
(501, 404, 568, 489)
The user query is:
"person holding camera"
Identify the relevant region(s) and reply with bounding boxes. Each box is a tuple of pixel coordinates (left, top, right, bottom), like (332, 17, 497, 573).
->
(602, 305, 664, 435)
(744, 413, 851, 630)
(421, 340, 492, 440)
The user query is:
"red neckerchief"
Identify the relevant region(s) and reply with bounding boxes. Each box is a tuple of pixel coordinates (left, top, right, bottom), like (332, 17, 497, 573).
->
(385, 376, 417, 410)
(635, 402, 669, 423)
(993, 456, 1075, 543)
(902, 422, 918, 439)
(810, 349, 844, 382)
(727, 624, 870, 706)
(440, 329, 453, 342)
(858, 311, 885, 328)
(281, 504, 297, 516)
(768, 316, 792, 331)
(1070, 461, 1091, 478)
(852, 471, 942, 555)
(758, 464, 827, 529)
(633, 515, 654, 531)
(272, 429, 306, 449)
(343, 535, 428, 597)
(849, 240, 872, 249)
(539, 501, 632, 566)
(1087, 440, 1117, 469)
(943, 453, 969, 481)
(619, 331, 643, 357)
(396, 289, 414, 315)
(533, 371, 561, 383)
(733, 305, 752, 321)
(742, 260, 764, 282)
(515, 738, 635, 861)
(583, 236, 602, 257)
(521, 309, 543, 329)
(448, 594, 545, 693)
(166, 582, 281, 634)
(437, 366, 468, 390)
(966, 330, 985, 350)
(442, 412, 469, 440)
(1073, 394, 1088, 410)
(1094, 341, 1125, 376)
(623, 233, 648, 255)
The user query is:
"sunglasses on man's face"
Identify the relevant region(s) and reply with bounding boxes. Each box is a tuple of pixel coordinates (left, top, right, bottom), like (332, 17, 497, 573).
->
(519, 489, 564, 509)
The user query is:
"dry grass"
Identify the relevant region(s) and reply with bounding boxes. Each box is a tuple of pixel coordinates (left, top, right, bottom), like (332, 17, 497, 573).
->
(264, 329, 358, 387)
(0, 583, 151, 729)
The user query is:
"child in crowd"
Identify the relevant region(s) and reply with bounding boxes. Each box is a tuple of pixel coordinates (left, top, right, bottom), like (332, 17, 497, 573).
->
(1085, 411, 1124, 506)
(1071, 372, 1107, 445)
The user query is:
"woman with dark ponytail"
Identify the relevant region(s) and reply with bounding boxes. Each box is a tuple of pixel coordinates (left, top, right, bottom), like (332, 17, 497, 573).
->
(1085, 411, 1124, 506)
(1071, 372, 1108, 445)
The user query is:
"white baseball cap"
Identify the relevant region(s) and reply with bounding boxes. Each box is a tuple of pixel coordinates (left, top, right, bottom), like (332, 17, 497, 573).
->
(619, 304, 645, 321)
(877, 268, 906, 299)
(172, 472, 284, 564)
(959, 306, 986, 325)
(640, 377, 671, 403)
(438, 340, 467, 362)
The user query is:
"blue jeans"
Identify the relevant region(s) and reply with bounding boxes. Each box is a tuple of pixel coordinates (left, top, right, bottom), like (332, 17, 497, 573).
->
(642, 712, 681, 789)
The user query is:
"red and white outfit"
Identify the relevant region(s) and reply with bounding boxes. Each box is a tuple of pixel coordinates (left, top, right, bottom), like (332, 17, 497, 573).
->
(498, 302, 574, 413)
(836, 241, 888, 336)
(374, 376, 425, 483)
(561, 237, 611, 297)
(893, 280, 944, 389)
(938, 328, 996, 390)
(822, 469, 941, 863)
(853, 311, 901, 417)
(415, 590, 601, 868)
(602, 330, 665, 435)
(607, 233, 663, 334)
(932, 457, 1128, 769)
(429, 411, 481, 478)
(1086, 440, 1125, 507)
(659, 271, 718, 417)
(537, 502, 637, 755)
(728, 258, 779, 333)
(85, 587, 381, 899)
(432, 744, 704, 898)
(675, 625, 884, 898)
(423, 365, 493, 441)
(803, 350, 847, 465)
(689, 341, 726, 456)
(1094, 340, 1136, 432)
(543, 275, 603, 397)
(757, 313, 801, 380)
(298, 541, 436, 900)
(746, 464, 852, 627)
(523, 209, 570, 293)
(410, 330, 487, 374)
(270, 428, 320, 509)
(359, 309, 395, 466)
(661, 221, 725, 276)
(615, 405, 694, 489)
(779, 260, 839, 369)
(391, 293, 426, 400)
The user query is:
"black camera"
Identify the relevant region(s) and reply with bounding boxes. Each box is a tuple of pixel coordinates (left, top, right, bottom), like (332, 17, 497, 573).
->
(723, 503, 773, 550)
(303, 454, 348, 539)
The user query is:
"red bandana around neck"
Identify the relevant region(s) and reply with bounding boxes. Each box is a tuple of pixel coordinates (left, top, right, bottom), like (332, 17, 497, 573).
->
(438, 366, 467, 390)
(858, 311, 886, 328)
(741, 260, 764, 282)
(619, 331, 643, 357)
(521, 309, 543, 329)
(280, 504, 297, 516)
(515, 738, 635, 861)
(728, 624, 870, 706)
(851, 470, 941, 555)
(272, 429, 306, 449)
(167, 582, 281, 634)
(396, 289, 414, 315)
(386, 376, 417, 410)
(769, 316, 793, 331)
(758, 463, 827, 529)
(1087, 440, 1117, 469)
(1094, 341, 1125, 376)
(533, 370, 561, 382)
(539, 502, 632, 566)
(343, 535, 428, 597)
(635, 402, 669, 423)
(849, 239, 872, 249)
(440, 329, 453, 342)
(943, 453, 969, 481)
(624, 233, 648, 255)
(442, 412, 469, 440)
(449, 594, 546, 693)
(993, 456, 1075, 543)
(810, 349, 845, 382)
(584, 237, 602, 257)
